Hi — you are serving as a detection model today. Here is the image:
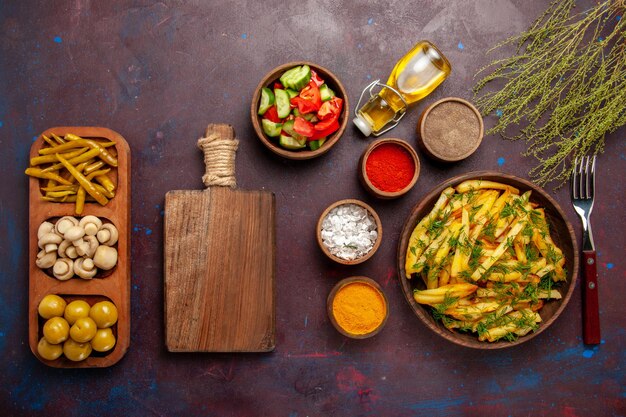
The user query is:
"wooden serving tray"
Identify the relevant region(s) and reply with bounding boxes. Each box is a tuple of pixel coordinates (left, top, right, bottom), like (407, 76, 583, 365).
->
(28, 127, 131, 367)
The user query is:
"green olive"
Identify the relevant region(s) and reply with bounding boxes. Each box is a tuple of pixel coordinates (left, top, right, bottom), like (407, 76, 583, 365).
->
(43, 316, 70, 344)
(89, 301, 118, 328)
(64, 300, 91, 325)
(37, 337, 63, 360)
(38, 294, 67, 319)
(63, 338, 92, 362)
(69, 317, 97, 343)
(90, 328, 116, 352)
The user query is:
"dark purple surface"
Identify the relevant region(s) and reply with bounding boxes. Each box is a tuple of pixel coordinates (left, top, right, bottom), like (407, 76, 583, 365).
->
(1, 1, 624, 416)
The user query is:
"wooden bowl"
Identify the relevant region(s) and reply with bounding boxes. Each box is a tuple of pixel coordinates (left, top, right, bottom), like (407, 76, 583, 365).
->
(359, 138, 420, 199)
(317, 199, 382, 265)
(250, 61, 349, 160)
(416, 97, 484, 163)
(397, 171, 578, 349)
(327, 276, 389, 339)
(28, 127, 130, 367)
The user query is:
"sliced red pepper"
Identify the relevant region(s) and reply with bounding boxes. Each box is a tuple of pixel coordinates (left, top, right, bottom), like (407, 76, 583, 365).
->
(290, 97, 318, 114)
(263, 105, 282, 123)
(299, 81, 322, 110)
(317, 97, 343, 121)
(273, 82, 284, 90)
(293, 117, 315, 137)
(310, 69, 324, 87)
(311, 117, 340, 140)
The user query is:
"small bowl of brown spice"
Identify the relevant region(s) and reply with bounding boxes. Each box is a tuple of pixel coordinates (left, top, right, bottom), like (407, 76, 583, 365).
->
(416, 97, 484, 163)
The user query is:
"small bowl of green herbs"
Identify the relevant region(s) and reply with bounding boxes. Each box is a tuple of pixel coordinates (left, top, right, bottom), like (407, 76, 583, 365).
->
(250, 62, 349, 160)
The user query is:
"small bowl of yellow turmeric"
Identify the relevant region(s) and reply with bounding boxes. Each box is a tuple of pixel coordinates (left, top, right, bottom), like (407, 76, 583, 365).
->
(327, 276, 389, 339)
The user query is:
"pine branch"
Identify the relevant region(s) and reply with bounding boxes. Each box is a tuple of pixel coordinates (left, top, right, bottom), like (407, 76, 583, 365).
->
(473, 0, 626, 187)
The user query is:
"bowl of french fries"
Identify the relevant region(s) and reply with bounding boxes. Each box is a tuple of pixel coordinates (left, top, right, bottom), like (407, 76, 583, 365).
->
(398, 172, 578, 348)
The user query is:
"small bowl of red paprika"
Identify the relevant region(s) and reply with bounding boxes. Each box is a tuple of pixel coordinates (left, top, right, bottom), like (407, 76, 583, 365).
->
(251, 61, 349, 160)
(359, 138, 420, 199)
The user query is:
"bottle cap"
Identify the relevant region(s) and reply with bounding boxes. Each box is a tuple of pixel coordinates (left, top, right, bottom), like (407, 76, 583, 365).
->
(353, 115, 372, 137)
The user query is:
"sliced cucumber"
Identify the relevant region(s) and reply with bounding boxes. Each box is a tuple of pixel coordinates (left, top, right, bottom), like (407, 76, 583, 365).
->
(275, 89, 291, 118)
(286, 89, 299, 99)
(280, 65, 311, 91)
(258, 87, 275, 115)
(279, 134, 306, 150)
(282, 120, 307, 141)
(319, 84, 335, 102)
(308, 137, 326, 151)
(261, 119, 282, 138)
(303, 113, 318, 123)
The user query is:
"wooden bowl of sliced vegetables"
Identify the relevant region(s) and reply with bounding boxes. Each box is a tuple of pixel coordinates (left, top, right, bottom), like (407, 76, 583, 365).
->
(251, 62, 349, 160)
(397, 172, 578, 349)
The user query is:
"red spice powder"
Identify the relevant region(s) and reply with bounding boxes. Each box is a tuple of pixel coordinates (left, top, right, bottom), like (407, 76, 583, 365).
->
(365, 143, 415, 192)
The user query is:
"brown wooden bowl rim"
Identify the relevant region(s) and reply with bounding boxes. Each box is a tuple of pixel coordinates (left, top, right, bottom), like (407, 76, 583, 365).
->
(359, 138, 420, 198)
(397, 171, 578, 349)
(417, 97, 484, 162)
(316, 199, 383, 265)
(326, 276, 389, 339)
(250, 61, 349, 160)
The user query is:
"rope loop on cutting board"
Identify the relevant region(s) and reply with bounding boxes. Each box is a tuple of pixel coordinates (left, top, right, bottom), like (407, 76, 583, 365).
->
(197, 132, 239, 188)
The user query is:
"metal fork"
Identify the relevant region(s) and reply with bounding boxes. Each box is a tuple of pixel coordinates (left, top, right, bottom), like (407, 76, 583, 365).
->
(571, 155, 600, 345)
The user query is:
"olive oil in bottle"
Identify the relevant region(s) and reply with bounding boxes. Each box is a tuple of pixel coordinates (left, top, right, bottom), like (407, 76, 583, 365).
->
(353, 41, 451, 137)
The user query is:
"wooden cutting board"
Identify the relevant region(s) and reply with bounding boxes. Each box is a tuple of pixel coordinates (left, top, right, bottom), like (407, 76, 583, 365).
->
(164, 124, 275, 352)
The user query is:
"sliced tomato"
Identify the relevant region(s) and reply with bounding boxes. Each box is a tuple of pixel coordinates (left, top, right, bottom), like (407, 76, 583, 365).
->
(317, 97, 343, 121)
(273, 82, 284, 90)
(310, 69, 324, 87)
(299, 81, 322, 110)
(311, 117, 340, 140)
(293, 117, 315, 137)
(263, 105, 282, 123)
(290, 97, 318, 114)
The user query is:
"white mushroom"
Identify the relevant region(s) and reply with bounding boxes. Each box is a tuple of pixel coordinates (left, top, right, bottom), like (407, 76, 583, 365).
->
(37, 222, 55, 240)
(52, 258, 74, 281)
(76, 236, 99, 258)
(55, 216, 78, 236)
(38, 233, 63, 253)
(93, 246, 118, 270)
(36, 249, 57, 269)
(79, 215, 103, 236)
(96, 224, 119, 246)
(58, 240, 72, 258)
(65, 245, 78, 259)
(74, 258, 97, 279)
(64, 225, 85, 242)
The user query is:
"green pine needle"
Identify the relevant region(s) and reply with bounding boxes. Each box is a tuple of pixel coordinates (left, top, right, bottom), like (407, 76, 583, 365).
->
(473, 0, 626, 188)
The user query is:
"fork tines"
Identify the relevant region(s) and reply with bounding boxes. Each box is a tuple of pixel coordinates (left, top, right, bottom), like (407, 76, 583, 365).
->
(571, 155, 596, 200)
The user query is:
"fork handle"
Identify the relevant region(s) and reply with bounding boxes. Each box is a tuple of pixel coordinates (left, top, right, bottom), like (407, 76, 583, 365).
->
(582, 250, 601, 344)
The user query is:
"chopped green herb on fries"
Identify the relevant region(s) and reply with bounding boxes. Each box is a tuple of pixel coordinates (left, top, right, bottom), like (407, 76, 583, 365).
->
(405, 180, 566, 342)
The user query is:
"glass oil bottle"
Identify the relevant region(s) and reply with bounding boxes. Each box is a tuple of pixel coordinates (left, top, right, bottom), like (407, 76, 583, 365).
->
(353, 41, 452, 137)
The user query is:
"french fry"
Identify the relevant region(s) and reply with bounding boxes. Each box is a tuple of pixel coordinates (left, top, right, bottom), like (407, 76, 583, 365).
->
(471, 217, 528, 281)
(451, 208, 470, 279)
(414, 229, 450, 275)
(455, 180, 520, 195)
(413, 283, 478, 306)
(405, 187, 455, 278)
(427, 222, 463, 288)
(438, 261, 452, 287)
(406, 181, 567, 342)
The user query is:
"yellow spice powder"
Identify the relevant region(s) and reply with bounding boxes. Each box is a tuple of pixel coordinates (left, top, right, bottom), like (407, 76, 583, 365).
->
(332, 282, 386, 335)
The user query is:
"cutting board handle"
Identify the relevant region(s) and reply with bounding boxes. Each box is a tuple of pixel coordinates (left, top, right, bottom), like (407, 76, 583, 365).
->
(197, 124, 239, 189)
